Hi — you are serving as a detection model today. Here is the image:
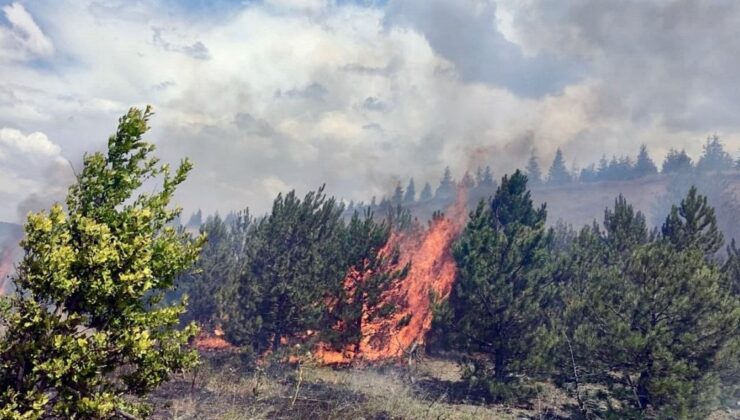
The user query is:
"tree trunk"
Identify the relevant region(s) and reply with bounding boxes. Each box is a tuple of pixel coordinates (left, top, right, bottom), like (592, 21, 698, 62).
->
(494, 349, 507, 383)
(636, 369, 651, 410)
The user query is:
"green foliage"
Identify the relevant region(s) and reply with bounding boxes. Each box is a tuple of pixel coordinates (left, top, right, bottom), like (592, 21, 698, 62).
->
(392, 183, 404, 205)
(574, 242, 738, 418)
(547, 148, 571, 185)
(525, 152, 542, 186)
(697, 134, 734, 172)
(224, 187, 346, 352)
(323, 209, 408, 351)
(662, 148, 693, 174)
(603, 194, 649, 255)
(662, 186, 723, 256)
(440, 170, 555, 401)
(725, 239, 740, 296)
(654, 171, 740, 249)
(633, 144, 658, 177)
(0, 107, 203, 418)
(177, 211, 254, 329)
(403, 178, 416, 203)
(223, 187, 404, 355)
(419, 182, 433, 201)
(555, 192, 739, 418)
(435, 167, 456, 200)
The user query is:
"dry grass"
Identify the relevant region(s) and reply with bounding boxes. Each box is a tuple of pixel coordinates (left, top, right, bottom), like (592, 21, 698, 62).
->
(149, 352, 739, 419)
(149, 352, 577, 419)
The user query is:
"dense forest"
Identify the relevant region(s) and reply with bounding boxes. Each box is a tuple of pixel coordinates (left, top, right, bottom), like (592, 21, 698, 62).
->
(1, 109, 738, 419)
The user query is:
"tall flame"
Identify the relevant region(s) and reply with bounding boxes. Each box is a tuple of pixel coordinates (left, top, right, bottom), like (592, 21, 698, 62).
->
(317, 188, 468, 364)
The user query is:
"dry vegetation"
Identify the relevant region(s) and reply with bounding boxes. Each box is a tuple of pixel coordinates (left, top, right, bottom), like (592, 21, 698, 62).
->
(150, 351, 576, 420)
(150, 351, 740, 419)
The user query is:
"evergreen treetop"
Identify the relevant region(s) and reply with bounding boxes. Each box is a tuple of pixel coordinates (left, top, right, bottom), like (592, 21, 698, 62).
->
(633, 144, 658, 177)
(547, 149, 571, 185)
(662, 186, 723, 256)
(403, 178, 416, 203)
(526, 152, 542, 185)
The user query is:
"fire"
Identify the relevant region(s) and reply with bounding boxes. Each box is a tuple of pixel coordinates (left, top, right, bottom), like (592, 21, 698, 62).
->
(317, 189, 468, 364)
(193, 326, 235, 351)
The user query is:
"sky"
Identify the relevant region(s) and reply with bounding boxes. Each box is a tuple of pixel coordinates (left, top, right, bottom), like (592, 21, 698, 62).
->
(1, 0, 739, 221)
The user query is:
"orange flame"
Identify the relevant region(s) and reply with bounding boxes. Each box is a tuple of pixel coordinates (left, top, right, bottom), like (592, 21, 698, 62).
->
(193, 326, 235, 351)
(317, 188, 468, 364)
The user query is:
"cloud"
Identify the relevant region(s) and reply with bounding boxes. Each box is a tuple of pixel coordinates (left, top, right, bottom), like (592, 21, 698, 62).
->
(275, 82, 328, 100)
(0, 128, 73, 221)
(506, 0, 740, 133)
(0, 0, 738, 222)
(0, 2, 54, 61)
(264, 0, 330, 14)
(384, 0, 582, 97)
(152, 27, 211, 60)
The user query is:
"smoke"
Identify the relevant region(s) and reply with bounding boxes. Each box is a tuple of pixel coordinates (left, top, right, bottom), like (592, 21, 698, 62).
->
(0, 222, 22, 295)
(14, 158, 74, 222)
(0, 0, 738, 219)
(0, 127, 74, 222)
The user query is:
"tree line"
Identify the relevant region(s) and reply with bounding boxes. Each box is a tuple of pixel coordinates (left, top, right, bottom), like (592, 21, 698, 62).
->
(342, 136, 738, 217)
(176, 187, 410, 357)
(1, 108, 738, 418)
(179, 170, 739, 417)
(432, 170, 739, 418)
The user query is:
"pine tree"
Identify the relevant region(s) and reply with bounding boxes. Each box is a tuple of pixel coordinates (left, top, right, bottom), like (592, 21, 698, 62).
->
(725, 240, 740, 296)
(480, 166, 495, 188)
(0, 107, 202, 417)
(391, 182, 404, 205)
(662, 148, 693, 174)
(633, 144, 658, 178)
(443, 170, 554, 401)
(435, 167, 456, 200)
(555, 193, 740, 417)
(617, 155, 635, 180)
(323, 210, 408, 351)
(653, 172, 740, 254)
(697, 135, 734, 172)
(597, 155, 609, 180)
(187, 209, 203, 229)
(526, 152, 542, 185)
(547, 149, 571, 185)
(224, 187, 347, 352)
(177, 212, 254, 329)
(579, 163, 598, 182)
(573, 241, 739, 417)
(662, 186, 723, 256)
(403, 178, 416, 203)
(419, 182, 433, 201)
(603, 194, 649, 255)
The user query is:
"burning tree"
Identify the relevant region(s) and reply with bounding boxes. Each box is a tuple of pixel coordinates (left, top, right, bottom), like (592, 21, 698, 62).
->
(320, 210, 409, 356)
(0, 107, 202, 418)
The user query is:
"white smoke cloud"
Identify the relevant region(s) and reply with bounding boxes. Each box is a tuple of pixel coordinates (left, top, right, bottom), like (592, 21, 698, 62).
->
(0, 128, 72, 221)
(0, 2, 54, 61)
(0, 0, 737, 221)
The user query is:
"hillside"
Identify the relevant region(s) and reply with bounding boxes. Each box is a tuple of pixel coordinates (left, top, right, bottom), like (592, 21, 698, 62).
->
(533, 173, 740, 228)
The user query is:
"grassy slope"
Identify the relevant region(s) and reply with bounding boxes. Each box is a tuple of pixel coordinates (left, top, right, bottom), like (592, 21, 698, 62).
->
(151, 353, 739, 419)
(150, 354, 571, 419)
